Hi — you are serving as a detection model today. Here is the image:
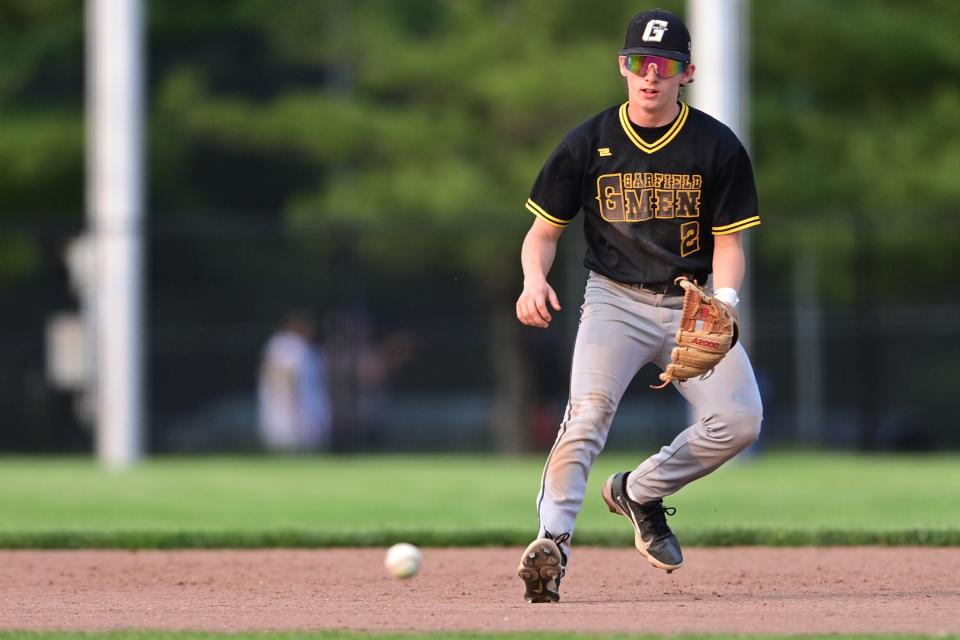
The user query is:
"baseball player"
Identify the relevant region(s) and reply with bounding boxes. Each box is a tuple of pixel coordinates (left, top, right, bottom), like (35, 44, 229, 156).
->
(516, 9, 763, 603)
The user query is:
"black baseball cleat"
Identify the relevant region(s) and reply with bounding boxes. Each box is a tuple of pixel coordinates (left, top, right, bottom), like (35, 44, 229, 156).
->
(602, 472, 683, 572)
(517, 532, 569, 603)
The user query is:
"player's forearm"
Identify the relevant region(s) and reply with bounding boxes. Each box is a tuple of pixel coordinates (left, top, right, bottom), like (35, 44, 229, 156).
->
(712, 232, 745, 292)
(521, 222, 563, 284)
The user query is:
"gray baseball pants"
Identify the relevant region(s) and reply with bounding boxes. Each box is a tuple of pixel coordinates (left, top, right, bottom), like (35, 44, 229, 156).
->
(536, 271, 763, 559)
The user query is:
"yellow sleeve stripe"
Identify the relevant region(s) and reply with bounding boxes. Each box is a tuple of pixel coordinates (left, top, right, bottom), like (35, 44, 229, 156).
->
(525, 199, 569, 228)
(713, 215, 760, 232)
(712, 216, 762, 235)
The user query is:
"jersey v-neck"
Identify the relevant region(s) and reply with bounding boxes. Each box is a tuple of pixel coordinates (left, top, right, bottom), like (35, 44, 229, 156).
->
(618, 101, 689, 154)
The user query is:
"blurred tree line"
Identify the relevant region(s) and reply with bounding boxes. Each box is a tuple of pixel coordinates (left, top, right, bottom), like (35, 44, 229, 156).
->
(2, 0, 958, 450)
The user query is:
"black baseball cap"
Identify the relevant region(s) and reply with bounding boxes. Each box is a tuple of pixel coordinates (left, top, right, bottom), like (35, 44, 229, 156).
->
(619, 9, 691, 63)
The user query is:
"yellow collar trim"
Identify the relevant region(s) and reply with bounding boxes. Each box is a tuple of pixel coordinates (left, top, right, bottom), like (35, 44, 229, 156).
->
(618, 102, 689, 154)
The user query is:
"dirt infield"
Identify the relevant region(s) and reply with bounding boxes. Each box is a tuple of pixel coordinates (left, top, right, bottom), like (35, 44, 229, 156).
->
(1, 547, 958, 634)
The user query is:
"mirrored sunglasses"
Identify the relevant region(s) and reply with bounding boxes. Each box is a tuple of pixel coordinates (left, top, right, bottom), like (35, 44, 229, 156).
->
(625, 55, 686, 78)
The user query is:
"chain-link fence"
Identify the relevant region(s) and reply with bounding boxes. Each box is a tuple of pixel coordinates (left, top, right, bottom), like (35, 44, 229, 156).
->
(2, 212, 957, 453)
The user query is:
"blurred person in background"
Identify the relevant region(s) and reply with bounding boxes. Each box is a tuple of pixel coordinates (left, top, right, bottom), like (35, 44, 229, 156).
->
(257, 311, 332, 453)
(326, 305, 415, 451)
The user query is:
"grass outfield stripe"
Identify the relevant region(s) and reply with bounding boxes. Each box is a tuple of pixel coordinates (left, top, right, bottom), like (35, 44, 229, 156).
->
(2, 454, 958, 550)
(3, 633, 959, 640)
(1, 527, 958, 549)
(1, 633, 956, 640)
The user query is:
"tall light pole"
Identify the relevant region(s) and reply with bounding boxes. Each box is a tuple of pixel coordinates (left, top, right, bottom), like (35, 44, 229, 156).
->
(86, 0, 146, 468)
(687, 0, 753, 345)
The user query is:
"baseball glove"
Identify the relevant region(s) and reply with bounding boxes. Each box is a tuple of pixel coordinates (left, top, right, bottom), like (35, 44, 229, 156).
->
(652, 277, 738, 390)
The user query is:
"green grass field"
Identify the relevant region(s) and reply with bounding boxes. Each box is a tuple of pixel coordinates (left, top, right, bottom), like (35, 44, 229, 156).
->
(1, 452, 958, 548)
(2, 633, 955, 640)
(0, 633, 954, 640)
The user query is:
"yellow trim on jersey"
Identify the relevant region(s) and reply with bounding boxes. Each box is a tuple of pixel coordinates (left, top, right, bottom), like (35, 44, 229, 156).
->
(525, 199, 569, 228)
(712, 216, 761, 235)
(618, 101, 689, 154)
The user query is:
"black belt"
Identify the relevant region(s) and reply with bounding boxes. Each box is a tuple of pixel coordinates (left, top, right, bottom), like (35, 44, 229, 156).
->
(630, 282, 683, 296)
(626, 280, 685, 295)
(595, 272, 689, 296)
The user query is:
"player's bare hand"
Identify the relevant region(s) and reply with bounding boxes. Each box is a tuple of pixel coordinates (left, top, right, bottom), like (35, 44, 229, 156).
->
(516, 279, 561, 328)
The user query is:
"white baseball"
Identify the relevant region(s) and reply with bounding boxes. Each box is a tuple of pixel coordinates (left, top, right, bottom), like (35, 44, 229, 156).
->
(384, 542, 422, 579)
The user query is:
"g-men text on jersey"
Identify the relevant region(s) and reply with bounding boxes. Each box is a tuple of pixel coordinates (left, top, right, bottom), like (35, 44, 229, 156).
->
(596, 172, 702, 222)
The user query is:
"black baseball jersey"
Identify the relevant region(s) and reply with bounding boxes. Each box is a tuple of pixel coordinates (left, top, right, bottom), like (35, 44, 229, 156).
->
(525, 102, 760, 285)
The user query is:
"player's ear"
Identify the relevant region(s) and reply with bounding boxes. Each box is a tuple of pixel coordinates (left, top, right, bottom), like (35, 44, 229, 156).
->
(680, 63, 696, 86)
(618, 55, 629, 78)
